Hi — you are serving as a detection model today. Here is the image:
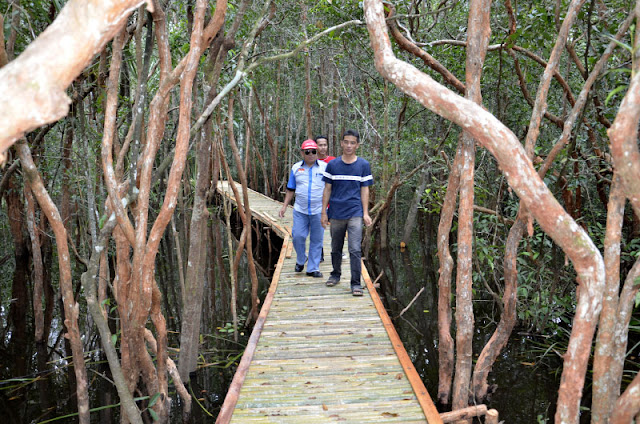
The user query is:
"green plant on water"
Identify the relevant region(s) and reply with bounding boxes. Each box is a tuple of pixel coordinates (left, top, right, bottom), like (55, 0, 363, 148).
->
(37, 395, 157, 423)
(218, 322, 235, 334)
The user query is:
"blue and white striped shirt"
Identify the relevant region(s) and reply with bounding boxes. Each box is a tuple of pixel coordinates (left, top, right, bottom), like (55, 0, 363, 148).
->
(322, 157, 373, 219)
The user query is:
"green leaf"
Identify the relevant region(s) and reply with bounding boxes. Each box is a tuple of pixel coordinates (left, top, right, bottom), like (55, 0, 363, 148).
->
(111, 334, 117, 345)
(149, 409, 159, 421)
(98, 214, 107, 229)
(605, 35, 633, 52)
(605, 68, 632, 76)
(605, 85, 627, 106)
(148, 392, 161, 408)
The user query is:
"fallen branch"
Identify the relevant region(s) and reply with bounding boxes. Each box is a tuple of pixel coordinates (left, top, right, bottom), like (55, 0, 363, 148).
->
(396, 287, 425, 318)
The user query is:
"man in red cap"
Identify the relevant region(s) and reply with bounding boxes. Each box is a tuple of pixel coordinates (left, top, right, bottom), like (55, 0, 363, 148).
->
(279, 140, 327, 277)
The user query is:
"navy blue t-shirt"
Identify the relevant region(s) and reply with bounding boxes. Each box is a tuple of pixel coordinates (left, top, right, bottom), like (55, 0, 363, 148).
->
(322, 157, 373, 219)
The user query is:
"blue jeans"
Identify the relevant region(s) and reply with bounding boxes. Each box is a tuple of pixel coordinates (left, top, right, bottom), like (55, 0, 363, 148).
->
(292, 210, 324, 273)
(329, 217, 363, 289)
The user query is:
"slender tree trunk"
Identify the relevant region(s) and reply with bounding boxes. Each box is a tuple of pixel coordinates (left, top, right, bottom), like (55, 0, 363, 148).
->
(16, 140, 90, 424)
(5, 175, 29, 387)
(178, 109, 214, 382)
(253, 89, 279, 198)
(227, 93, 261, 322)
(220, 166, 239, 341)
(436, 140, 462, 405)
(302, 3, 312, 139)
(401, 167, 428, 246)
(451, 2, 491, 416)
(24, 185, 53, 412)
(591, 173, 625, 422)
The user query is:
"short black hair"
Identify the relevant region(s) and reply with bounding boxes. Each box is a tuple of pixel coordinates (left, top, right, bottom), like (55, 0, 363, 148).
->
(342, 129, 360, 142)
(314, 135, 328, 142)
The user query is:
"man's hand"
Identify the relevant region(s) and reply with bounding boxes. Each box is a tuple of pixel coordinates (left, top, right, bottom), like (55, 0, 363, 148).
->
(279, 206, 286, 218)
(321, 212, 329, 228)
(363, 214, 372, 227)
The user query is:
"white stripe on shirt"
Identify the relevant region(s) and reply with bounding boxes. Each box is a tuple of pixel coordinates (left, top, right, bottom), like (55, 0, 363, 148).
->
(323, 172, 373, 182)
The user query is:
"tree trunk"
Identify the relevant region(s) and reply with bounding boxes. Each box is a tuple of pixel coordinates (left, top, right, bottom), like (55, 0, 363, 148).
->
(591, 173, 626, 422)
(436, 140, 462, 405)
(5, 175, 30, 395)
(401, 167, 428, 246)
(452, 1, 491, 416)
(253, 89, 279, 199)
(227, 93, 261, 322)
(178, 101, 214, 382)
(16, 140, 91, 424)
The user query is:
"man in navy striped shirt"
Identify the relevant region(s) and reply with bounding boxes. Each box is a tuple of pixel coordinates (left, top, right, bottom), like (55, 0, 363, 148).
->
(279, 139, 327, 277)
(321, 129, 373, 296)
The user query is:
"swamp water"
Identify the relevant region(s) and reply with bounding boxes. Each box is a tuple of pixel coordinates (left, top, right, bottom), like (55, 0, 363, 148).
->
(0, 240, 566, 423)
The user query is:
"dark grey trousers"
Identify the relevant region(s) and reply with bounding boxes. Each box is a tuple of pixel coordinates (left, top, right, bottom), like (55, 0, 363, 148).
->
(329, 217, 363, 289)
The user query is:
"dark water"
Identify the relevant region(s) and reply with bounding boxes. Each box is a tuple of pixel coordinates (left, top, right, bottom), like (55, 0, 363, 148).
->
(1, 231, 563, 423)
(369, 244, 563, 423)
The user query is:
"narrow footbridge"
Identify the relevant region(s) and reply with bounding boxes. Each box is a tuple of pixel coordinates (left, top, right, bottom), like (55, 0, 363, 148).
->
(215, 181, 442, 423)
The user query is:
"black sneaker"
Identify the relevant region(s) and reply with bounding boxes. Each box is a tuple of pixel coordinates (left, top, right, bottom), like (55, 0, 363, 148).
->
(295, 263, 304, 272)
(306, 271, 323, 278)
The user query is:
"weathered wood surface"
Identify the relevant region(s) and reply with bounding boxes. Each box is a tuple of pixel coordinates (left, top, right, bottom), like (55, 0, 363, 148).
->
(216, 181, 441, 423)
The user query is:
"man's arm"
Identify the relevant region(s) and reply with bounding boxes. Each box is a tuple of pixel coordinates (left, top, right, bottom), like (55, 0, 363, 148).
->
(361, 185, 372, 226)
(279, 189, 295, 218)
(321, 183, 332, 228)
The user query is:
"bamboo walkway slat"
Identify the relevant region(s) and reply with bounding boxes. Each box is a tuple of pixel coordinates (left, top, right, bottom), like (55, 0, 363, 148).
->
(216, 181, 442, 424)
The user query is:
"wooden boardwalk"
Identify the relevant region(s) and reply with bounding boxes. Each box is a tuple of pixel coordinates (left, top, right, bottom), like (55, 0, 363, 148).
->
(216, 181, 442, 424)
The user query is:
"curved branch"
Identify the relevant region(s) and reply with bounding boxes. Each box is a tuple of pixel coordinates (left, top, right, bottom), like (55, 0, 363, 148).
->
(386, 4, 465, 94)
(101, 28, 136, 246)
(0, 0, 152, 162)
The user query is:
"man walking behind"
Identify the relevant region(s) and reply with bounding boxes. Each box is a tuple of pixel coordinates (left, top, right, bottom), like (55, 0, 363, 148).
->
(315, 135, 336, 163)
(321, 129, 373, 296)
(279, 139, 327, 278)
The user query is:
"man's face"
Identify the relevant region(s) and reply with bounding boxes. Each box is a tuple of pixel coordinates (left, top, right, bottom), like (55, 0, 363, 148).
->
(316, 138, 329, 157)
(302, 147, 317, 165)
(341, 135, 359, 155)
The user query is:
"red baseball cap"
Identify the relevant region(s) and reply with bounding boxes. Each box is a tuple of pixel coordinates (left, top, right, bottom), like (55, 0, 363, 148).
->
(301, 139, 318, 150)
